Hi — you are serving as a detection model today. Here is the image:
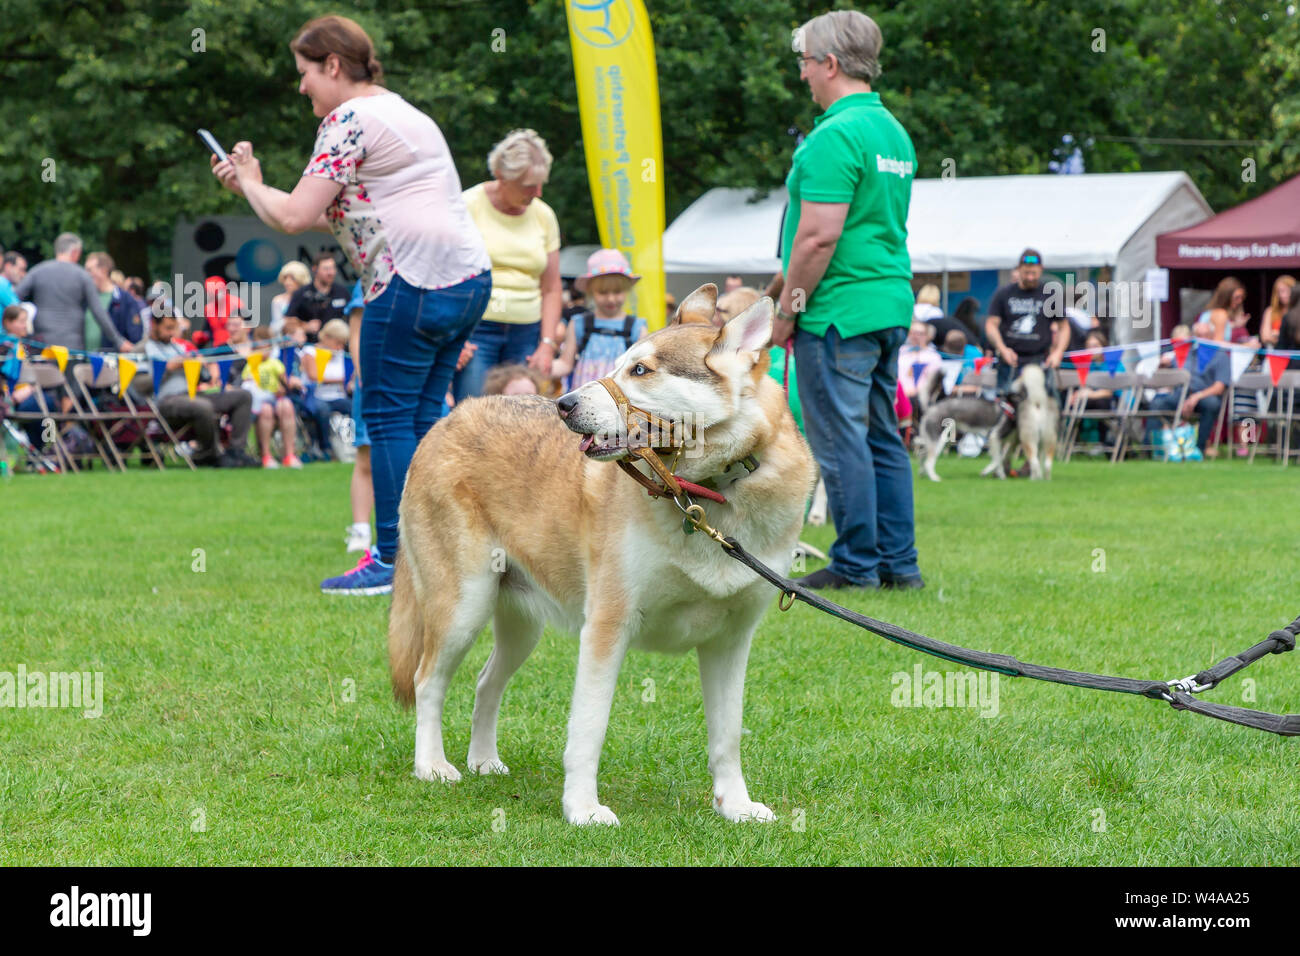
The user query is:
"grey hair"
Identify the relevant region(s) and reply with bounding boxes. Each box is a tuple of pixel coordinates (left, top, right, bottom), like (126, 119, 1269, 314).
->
(488, 128, 553, 182)
(792, 10, 883, 82)
(54, 232, 83, 256)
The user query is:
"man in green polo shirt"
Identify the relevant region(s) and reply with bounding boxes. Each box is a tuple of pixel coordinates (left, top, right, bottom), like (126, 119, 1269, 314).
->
(773, 9, 922, 591)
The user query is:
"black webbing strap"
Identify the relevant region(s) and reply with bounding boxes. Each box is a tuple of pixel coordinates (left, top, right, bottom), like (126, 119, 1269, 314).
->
(722, 537, 1300, 736)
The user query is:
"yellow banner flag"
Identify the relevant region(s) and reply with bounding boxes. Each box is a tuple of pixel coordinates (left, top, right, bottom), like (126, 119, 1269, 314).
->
(41, 344, 69, 372)
(245, 351, 263, 384)
(565, 0, 666, 329)
(183, 358, 202, 399)
(117, 356, 137, 395)
(16, 345, 26, 360)
(313, 348, 333, 383)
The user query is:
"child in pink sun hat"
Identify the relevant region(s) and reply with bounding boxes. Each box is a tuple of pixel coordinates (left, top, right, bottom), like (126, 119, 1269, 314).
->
(553, 249, 648, 390)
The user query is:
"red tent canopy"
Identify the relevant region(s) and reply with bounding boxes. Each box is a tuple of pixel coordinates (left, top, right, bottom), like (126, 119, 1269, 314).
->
(1156, 174, 1300, 269)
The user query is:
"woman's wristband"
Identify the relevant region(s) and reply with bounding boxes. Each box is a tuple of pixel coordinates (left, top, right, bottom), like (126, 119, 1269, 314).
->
(541, 336, 559, 352)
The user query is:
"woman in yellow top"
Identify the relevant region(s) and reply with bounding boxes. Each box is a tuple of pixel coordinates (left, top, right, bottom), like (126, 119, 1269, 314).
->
(452, 129, 563, 400)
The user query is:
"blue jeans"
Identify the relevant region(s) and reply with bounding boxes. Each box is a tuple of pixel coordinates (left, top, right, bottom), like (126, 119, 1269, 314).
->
(361, 271, 491, 562)
(451, 319, 541, 401)
(794, 324, 918, 585)
(1148, 391, 1221, 453)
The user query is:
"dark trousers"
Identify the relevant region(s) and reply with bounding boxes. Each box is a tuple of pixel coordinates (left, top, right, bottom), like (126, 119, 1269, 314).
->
(1148, 392, 1221, 453)
(996, 355, 1060, 401)
(159, 389, 252, 457)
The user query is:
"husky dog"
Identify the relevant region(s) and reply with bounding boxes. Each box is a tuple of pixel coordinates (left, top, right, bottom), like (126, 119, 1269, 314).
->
(1009, 364, 1059, 479)
(389, 285, 815, 825)
(916, 364, 1057, 481)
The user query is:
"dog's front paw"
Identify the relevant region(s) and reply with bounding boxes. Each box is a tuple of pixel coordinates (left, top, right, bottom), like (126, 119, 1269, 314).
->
(564, 802, 620, 826)
(715, 797, 776, 823)
(467, 756, 510, 776)
(806, 511, 826, 527)
(414, 760, 462, 783)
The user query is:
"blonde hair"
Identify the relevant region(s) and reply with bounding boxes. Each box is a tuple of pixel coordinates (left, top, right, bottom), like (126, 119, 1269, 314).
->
(482, 363, 545, 396)
(488, 129, 553, 182)
(278, 261, 311, 288)
(319, 319, 350, 343)
(916, 284, 941, 307)
(1269, 275, 1296, 320)
(587, 274, 633, 295)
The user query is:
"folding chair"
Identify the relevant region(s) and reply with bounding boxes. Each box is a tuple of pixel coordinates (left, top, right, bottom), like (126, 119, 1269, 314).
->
(1277, 371, 1300, 467)
(1123, 368, 1191, 459)
(7, 361, 84, 473)
(1060, 371, 1139, 463)
(1222, 371, 1279, 464)
(72, 360, 162, 470)
(129, 372, 198, 470)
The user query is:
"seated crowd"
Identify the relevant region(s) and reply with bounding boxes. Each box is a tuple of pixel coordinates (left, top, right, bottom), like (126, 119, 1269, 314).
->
(3, 233, 1297, 473)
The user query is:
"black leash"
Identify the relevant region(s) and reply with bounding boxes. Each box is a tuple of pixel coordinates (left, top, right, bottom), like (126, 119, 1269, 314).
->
(719, 536, 1300, 736)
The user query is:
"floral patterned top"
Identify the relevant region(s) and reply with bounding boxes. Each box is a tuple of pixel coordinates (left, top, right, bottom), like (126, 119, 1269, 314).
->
(304, 93, 489, 302)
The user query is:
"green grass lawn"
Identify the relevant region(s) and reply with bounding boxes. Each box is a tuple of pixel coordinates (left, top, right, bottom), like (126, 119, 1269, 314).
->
(2, 455, 1298, 865)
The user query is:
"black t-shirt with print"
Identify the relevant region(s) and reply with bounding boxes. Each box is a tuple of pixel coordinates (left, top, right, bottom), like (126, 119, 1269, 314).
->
(987, 281, 1057, 360)
(285, 282, 350, 341)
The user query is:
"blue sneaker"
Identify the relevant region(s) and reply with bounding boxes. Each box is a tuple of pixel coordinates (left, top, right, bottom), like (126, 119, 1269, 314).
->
(321, 548, 393, 595)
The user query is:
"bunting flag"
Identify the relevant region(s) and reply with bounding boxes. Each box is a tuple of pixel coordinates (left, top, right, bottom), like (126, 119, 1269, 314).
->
(1267, 353, 1289, 386)
(1172, 339, 1191, 369)
(117, 356, 137, 395)
(216, 359, 233, 392)
(1102, 347, 1124, 375)
(41, 344, 69, 373)
(282, 347, 298, 379)
(1195, 342, 1219, 374)
(313, 348, 334, 383)
(940, 359, 963, 394)
(343, 354, 355, 387)
(1134, 341, 1160, 364)
(245, 351, 263, 384)
(974, 356, 993, 374)
(911, 362, 928, 388)
(183, 358, 203, 399)
(150, 358, 167, 396)
(88, 353, 105, 384)
(15, 344, 26, 360)
(1229, 347, 1254, 384)
(1070, 354, 1092, 386)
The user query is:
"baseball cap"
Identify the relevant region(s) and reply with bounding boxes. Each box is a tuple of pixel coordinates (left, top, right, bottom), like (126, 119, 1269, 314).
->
(1018, 248, 1044, 267)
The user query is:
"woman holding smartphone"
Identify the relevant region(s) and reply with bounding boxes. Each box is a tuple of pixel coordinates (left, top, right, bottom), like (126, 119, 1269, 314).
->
(211, 14, 490, 595)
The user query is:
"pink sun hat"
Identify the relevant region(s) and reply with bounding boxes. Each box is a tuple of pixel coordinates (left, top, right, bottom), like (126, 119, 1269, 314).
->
(575, 248, 641, 292)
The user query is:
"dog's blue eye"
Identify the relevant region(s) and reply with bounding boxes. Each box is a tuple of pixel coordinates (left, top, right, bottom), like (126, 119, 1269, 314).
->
(632, 363, 649, 376)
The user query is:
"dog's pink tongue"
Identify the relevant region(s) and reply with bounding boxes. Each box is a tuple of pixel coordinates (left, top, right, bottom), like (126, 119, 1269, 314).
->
(579, 434, 594, 452)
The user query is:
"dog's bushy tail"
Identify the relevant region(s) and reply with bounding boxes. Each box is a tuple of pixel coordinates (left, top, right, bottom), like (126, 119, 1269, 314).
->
(388, 548, 422, 708)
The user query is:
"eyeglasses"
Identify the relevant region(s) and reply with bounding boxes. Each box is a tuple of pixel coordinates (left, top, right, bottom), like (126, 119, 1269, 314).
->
(795, 53, 825, 67)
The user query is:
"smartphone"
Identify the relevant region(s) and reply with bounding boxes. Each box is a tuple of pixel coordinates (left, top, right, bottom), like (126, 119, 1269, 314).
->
(197, 128, 229, 163)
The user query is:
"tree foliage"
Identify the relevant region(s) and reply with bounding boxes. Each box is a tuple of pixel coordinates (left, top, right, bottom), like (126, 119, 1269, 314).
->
(0, 0, 1294, 276)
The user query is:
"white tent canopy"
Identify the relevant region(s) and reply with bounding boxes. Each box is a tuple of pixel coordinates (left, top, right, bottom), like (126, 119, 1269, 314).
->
(663, 172, 1211, 281)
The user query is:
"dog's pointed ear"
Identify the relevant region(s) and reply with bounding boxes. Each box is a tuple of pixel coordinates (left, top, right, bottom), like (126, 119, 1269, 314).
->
(671, 284, 717, 325)
(713, 296, 773, 357)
